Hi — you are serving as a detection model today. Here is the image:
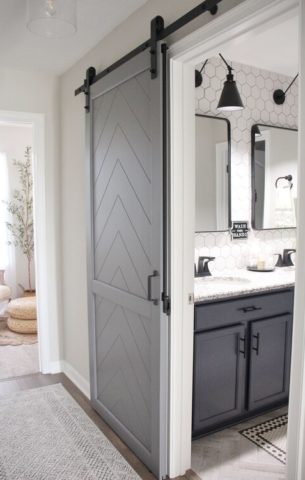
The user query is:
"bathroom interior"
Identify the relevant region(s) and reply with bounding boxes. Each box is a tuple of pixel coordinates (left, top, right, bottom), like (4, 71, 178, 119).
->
(191, 10, 297, 480)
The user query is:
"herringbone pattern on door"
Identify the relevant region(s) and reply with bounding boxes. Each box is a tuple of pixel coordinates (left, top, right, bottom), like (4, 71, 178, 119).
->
(92, 69, 153, 450)
(93, 71, 152, 298)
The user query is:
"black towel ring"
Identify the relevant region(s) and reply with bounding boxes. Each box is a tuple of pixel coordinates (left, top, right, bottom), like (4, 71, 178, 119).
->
(275, 175, 293, 189)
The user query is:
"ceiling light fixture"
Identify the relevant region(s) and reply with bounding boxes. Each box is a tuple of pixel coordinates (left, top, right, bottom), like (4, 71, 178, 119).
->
(273, 73, 299, 105)
(27, 0, 77, 38)
(217, 53, 244, 112)
(195, 59, 208, 88)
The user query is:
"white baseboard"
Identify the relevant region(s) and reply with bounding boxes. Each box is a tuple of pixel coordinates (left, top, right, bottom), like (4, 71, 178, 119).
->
(60, 361, 90, 399)
(47, 361, 62, 374)
(41, 359, 90, 399)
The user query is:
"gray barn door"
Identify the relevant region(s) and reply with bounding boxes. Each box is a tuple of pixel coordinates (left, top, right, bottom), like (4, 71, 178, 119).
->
(86, 46, 168, 479)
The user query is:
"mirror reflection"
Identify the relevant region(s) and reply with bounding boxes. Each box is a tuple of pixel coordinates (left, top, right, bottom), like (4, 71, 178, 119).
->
(195, 115, 231, 232)
(252, 124, 298, 230)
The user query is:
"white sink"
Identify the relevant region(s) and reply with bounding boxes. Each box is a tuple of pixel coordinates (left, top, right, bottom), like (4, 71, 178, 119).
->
(196, 276, 251, 286)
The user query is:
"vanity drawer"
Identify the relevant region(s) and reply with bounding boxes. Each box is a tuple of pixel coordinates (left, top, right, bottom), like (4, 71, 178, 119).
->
(195, 289, 294, 332)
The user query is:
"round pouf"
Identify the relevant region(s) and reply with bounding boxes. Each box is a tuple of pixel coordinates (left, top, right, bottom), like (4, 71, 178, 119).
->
(7, 296, 37, 334)
(8, 297, 36, 320)
(7, 317, 37, 334)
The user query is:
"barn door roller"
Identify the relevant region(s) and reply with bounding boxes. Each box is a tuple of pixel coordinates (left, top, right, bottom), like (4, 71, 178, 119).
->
(150, 16, 165, 79)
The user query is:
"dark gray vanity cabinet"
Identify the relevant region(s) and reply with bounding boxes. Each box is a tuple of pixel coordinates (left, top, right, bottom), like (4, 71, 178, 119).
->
(193, 324, 246, 433)
(193, 288, 294, 437)
(248, 314, 293, 411)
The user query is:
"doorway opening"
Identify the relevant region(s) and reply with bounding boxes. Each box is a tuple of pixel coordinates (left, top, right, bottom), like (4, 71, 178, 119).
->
(0, 121, 39, 379)
(0, 110, 53, 380)
(169, 0, 303, 479)
(192, 12, 297, 478)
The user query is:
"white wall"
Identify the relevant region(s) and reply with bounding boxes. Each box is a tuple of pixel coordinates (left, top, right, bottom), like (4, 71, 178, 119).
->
(0, 68, 62, 365)
(0, 124, 35, 297)
(60, 0, 243, 383)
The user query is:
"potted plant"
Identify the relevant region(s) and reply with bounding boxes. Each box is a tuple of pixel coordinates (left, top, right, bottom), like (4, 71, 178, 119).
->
(5, 146, 35, 296)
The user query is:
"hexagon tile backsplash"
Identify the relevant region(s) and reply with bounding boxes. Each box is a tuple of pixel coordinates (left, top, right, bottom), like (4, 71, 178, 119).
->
(195, 56, 297, 271)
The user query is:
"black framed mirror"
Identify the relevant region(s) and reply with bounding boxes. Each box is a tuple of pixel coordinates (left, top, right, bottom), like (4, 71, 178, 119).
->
(251, 124, 298, 230)
(195, 114, 231, 232)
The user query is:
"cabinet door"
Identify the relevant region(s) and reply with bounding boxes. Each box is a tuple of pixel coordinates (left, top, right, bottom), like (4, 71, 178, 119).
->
(193, 324, 246, 435)
(248, 314, 292, 411)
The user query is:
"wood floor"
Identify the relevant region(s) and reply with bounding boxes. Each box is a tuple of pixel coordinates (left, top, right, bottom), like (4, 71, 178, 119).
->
(0, 372, 191, 480)
(191, 407, 287, 480)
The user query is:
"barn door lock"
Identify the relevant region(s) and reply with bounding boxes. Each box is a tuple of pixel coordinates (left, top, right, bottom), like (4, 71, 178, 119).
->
(162, 294, 171, 316)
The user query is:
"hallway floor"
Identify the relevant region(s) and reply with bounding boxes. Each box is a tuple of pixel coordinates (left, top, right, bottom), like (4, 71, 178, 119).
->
(0, 373, 197, 480)
(0, 343, 39, 380)
(192, 407, 287, 480)
(0, 373, 157, 479)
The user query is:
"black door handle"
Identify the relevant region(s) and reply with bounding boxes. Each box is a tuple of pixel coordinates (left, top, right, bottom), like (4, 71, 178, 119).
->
(252, 333, 260, 355)
(148, 270, 160, 305)
(238, 306, 262, 313)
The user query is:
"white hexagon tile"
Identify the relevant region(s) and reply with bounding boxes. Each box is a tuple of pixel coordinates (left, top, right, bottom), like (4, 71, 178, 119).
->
(195, 56, 297, 272)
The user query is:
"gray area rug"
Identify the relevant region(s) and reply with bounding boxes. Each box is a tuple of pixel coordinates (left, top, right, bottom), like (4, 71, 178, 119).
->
(240, 413, 287, 464)
(0, 384, 140, 479)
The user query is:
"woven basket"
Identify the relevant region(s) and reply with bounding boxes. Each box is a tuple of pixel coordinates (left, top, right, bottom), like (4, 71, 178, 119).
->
(7, 317, 37, 334)
(7, 297, 37, 320)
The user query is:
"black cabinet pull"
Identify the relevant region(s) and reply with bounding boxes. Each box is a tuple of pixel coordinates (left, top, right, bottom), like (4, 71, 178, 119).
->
(239, 336, 246, 358)
(238, 305, 262, 313)
(252, 333, 260, 355)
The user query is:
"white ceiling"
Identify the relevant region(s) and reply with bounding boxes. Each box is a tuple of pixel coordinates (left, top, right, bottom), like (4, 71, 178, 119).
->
(0, 0, 147, 75)
(0, 3, 299, 78)
(221, 15, 299, 77)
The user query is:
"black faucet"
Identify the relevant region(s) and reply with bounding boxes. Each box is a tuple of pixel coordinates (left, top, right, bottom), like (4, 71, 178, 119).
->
(283, 249, 296, 267)
(275, 253, 284, 267)
(196, 256, 215, 277)
(275, 249, 296, 267)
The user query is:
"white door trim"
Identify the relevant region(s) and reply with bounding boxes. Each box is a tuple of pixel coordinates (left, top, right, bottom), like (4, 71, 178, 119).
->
(169, 59, 196, 477)
(286, 3, 305, 478)
(0, 110, 57, 374)
(169, 0, 301, 477)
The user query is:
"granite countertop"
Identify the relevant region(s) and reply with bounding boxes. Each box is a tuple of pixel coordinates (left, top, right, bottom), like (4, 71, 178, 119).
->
(194, 267, 295, 303)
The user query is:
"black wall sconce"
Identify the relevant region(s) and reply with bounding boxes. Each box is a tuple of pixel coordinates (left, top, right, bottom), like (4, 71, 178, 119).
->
(273, 73, 299, 105)
(217, 53, 244, 111)
(195, 59, 208, 88)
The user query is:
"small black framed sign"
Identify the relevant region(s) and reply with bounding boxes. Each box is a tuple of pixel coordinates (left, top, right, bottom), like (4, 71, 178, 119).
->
(231, 221, 249, 240)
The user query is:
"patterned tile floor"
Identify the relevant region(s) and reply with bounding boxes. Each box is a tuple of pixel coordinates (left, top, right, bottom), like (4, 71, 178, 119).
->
(192, 407, 287, 480)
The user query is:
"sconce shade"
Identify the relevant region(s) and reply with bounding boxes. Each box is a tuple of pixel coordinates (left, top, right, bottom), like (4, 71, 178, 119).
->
(27, 0, 77, 38)
(217, 73, 244, 111)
